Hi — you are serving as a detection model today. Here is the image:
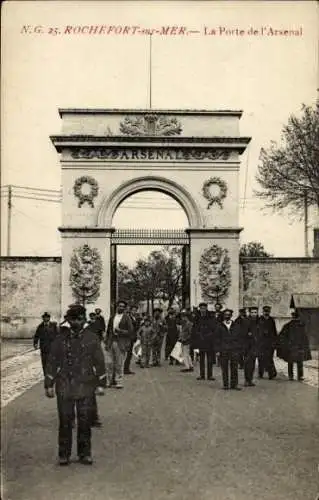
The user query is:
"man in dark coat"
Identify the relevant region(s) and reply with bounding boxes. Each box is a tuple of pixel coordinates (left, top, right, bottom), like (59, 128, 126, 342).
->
(234, 308, 248, 370)
(258, 306, 278, 380)
(94, 308, 106, 341)
(213, 303, 224, 366)
(214, 303, 224, 323)
(105, 300, 134, 388)
(44, 305, 106, 466)
(243, 307, 259, 386)
(277, 311, 312, 381)
(215, 309, 244, 390)
(124, 305, 141, 375)
(165, 309, 179, 365)
(191, 302, 217, 381)
(33, 312, 58, 377)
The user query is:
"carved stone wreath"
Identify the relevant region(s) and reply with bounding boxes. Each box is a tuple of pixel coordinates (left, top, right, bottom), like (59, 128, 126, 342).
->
(199, 245, 231, 304)
(69, 244, 102, 304)
(202, 177, 228, 209)
(73, 176, 99, 208)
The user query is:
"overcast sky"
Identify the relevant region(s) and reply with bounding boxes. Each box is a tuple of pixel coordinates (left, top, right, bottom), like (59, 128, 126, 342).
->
(1, 0, 318, 263)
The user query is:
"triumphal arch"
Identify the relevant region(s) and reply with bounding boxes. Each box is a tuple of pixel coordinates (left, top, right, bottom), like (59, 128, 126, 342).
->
(51, 109, 250, 316)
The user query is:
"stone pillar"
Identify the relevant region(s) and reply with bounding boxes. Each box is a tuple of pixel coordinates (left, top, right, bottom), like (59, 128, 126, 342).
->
(59, 228, 113, 320)
(188, 229, 241, 312)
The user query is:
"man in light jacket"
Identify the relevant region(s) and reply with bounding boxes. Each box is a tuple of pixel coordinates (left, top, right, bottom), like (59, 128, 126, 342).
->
(105, 300, 134, 388)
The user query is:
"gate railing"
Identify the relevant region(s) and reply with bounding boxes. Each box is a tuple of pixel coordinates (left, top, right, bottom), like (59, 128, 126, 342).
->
(111, 229, 189, 245)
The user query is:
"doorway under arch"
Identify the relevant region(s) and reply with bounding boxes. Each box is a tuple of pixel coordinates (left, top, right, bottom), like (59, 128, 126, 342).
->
(109, 188, 191, 314)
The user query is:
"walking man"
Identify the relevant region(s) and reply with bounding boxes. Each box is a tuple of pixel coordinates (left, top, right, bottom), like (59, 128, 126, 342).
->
(234, 308, 248, 369)
(151, 308, 167, 366)
(124, 305, 140, 375)
(138, 316, 154, 368)
(216, 309, 243, 390)
(258, 306, 278, 380)
(179, 310, 194, 372)
(191, 302, 217, 381)
(105, 300, 134, 388)
(44, 304, 106, 465)
(94, 308, 106, 341)
(243, 306, 259, 386)
(33, 312, 58, 377)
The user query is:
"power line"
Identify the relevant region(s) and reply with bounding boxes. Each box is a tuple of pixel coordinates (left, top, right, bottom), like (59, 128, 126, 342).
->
(13, 195, 61, 203)
(11, 184, 61, 194)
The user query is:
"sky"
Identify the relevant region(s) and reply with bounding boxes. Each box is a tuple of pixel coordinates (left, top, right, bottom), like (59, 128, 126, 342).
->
(1, 0, 318, 264)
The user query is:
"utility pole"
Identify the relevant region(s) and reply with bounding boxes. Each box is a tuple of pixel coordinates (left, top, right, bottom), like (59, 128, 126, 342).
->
(7, 185, 12, 256)
(304, 191, 309, 257)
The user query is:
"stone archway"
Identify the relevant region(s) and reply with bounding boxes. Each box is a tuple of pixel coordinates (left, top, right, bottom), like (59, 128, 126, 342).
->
(51, 108, 251, 316)
(96, 175, 203, 228)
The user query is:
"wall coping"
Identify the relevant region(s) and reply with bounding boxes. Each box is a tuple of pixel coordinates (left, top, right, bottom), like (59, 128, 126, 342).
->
(240, 257, 319, 263)
(0, 257, 61, 262)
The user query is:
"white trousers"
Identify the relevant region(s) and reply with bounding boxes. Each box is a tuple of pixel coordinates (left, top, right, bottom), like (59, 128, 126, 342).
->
(182, 344, 193, 369)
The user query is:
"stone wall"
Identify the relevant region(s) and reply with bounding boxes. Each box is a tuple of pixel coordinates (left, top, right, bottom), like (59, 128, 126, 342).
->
(1, 256, 319, 338)
(240, 257, 319, 330)
(0, 258, 61, 338)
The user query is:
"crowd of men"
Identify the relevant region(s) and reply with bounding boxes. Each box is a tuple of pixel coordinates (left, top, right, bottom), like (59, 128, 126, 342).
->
(33, 300, 311, 466)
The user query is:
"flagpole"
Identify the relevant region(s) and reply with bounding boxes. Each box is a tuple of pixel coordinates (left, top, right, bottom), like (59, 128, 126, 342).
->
(149, 34, 152, 109)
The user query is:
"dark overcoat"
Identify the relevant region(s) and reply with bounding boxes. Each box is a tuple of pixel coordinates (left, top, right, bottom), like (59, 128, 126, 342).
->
(44, 323, 106, 399)
(258, 316, 278, 352)
(277, 319, 312, 363)
(215, 321, 244, 353)
(33, 321, 58, 352)
(191, 314, 217, 351)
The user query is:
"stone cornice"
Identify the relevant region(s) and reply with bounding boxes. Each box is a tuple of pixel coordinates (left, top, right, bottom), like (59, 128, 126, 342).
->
(58, 108, 244, 117)
(51, 135, 250, 145)
(50, 136, 251, 157)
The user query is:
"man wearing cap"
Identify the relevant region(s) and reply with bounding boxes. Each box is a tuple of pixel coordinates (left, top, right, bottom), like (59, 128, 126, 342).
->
(234, 308, 249, 370)
(44, 304, 106, 466)
(124, 305, 141, 375)
(151, 308, 167, 366)
(33, 312, 58, 377)
(258, 306, 278, 379)
(243, 307, 260, 386)
(105, 300, 134, 388)
(191, 302, 217, 381)
(94, 308, 106, 342)
(215, 309, 244, 390)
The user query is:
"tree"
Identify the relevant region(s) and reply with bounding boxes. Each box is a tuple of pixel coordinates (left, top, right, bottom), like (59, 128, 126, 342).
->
(256, 104, 319, 215)
(117, 246, 183, 312)
(240, 242, 273, 258)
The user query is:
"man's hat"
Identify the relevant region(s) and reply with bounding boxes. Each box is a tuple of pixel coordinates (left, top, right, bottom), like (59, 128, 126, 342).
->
(89, 312, 96, 318)
(263, 306, 271, 312)
(198, 302, 207, 308)
(65, 304, 86, 319)
(180, 309, 188, 315)
(42, 312, 50, 318)
(223, 308, 233, 315)
(239, 308, 246, 314)
(117, 300, 127, 306)
(153, 307, 163, 313)
(249, 306, 258, 312)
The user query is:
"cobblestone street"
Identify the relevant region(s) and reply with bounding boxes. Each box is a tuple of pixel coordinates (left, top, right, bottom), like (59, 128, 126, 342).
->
(2, 346, 319, 500)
